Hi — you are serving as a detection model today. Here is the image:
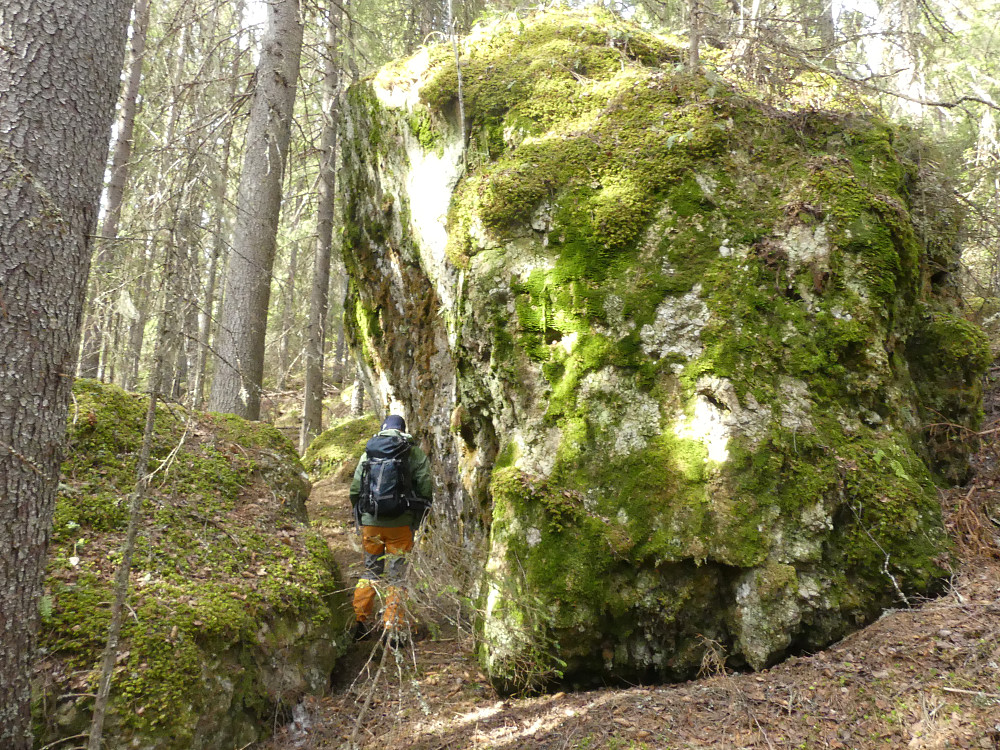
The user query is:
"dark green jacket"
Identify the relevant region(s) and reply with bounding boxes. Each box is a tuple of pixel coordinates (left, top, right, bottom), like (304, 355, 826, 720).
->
(349, 429, 433, 528)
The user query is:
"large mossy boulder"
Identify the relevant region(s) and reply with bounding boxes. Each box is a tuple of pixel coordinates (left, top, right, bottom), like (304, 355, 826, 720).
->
(33, 379, 351, 749)
(302, 414, 381, 481)
(340, 8, 989, 690)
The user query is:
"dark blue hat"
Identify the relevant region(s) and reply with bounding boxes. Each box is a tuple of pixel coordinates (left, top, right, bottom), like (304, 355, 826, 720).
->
(382, 414, 406, 432)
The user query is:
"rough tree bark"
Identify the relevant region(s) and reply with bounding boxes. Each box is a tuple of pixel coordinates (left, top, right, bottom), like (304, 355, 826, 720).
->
(0, 0, 131, 746)
(209, 0, 304, 420)
(300, 8, 342, 452)
(79, 0, 152, 379)
(193, 0, 245, 409)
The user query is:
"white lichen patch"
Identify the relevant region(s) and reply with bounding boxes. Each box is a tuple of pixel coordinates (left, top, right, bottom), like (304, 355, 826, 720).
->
(510, 423, 563, 477)
(778, 376, 814, 433)
(526, 527, 542, 547)
(779, 222, 831, 273)
(579, 367, 662, 456)
(531, 202, 554, 233)
(640, 285, 710, 363)
(601, 293, 633, 335)
(801, 501, 833, 532)
(694, 172, 718, 198)
(638, 203, 674, 257)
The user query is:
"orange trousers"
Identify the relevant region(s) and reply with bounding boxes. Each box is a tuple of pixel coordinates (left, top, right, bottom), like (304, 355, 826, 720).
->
(353, 525, 414, 629)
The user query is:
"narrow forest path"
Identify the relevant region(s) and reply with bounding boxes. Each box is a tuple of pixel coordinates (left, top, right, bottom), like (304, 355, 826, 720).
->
(263, 432, 1000, 750)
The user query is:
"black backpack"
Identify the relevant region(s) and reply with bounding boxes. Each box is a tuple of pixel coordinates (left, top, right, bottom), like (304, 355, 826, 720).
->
(358, 433, 415, 521)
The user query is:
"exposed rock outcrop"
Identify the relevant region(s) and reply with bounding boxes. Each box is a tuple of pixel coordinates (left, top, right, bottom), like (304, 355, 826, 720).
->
(33, 380, 350, 749)
(340, 8, 989, 690)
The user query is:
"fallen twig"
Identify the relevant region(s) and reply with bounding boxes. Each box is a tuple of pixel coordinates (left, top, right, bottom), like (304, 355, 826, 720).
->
(941, 686, 1000, 699)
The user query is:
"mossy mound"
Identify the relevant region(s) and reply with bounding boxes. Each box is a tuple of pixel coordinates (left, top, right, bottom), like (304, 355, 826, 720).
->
(33, 379, 351, 749)
(341, 7, 987, 691)
(302, 414, 381, 481)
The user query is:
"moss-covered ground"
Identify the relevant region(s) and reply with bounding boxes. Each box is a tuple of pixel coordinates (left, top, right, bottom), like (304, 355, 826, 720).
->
(33, 379, 351, 748)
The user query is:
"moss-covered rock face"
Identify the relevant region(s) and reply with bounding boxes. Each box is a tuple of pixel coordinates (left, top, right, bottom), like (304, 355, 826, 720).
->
(303, 415, 381, 481)
(341, 8, 986, 690)
(33, 380, 351, 749)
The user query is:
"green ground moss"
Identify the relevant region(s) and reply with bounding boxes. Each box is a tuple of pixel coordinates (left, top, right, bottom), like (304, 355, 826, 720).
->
(35, 380, 350, 748)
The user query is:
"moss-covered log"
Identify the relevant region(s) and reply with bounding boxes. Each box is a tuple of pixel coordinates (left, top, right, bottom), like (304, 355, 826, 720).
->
(340, 7, 988, 690)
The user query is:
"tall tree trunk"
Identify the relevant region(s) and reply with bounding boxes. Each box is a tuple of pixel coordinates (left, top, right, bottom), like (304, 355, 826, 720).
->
(300, 8, 342, 452)
(688, 0, 701, 70)
(172, 139, 206, 403)
(209, 0, 304, 420)
(123, 17, 190, 391)
(0, 1, 131, 746)
(79, 0, 152, 379)
(277, 237, 299, 390)
(331, 279, 347, 385)
(122, 246, 152, 392)
(332, 324, 346, 383)
(193, 0, 244, 409)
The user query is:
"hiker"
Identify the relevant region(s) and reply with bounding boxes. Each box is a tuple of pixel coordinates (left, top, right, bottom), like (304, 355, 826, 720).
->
(349, 414, 433, 641)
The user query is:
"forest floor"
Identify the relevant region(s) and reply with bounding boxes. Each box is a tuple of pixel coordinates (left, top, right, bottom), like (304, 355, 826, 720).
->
(262, 393, 1000, 750)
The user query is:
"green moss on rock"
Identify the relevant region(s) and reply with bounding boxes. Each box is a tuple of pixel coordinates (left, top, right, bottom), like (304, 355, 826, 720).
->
(302, 414, 381, 481)
(34, 380, 351, 750)
(342, 7, 985, 692)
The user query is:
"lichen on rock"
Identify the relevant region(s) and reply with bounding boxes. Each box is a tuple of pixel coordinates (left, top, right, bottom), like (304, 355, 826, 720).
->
(340, 7, 987, 691)
(33, 379, 351, 749)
